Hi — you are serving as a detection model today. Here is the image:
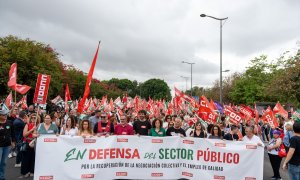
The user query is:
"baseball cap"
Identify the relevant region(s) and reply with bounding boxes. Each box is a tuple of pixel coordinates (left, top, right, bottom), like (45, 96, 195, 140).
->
(0, 104, 9, 115)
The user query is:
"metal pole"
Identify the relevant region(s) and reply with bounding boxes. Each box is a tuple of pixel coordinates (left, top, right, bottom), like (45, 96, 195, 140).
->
(185, 78, 187, 92)
(220, 20, 223, 104)
(191, 64, 193, 96)
(199, 14, 228, 104)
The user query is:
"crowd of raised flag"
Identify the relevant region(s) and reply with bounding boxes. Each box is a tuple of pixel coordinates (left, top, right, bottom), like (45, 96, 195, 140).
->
(1, 54, 299, 179)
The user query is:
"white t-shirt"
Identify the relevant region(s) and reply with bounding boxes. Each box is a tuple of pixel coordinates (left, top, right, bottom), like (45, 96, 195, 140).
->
(267, 138, 280, 155)
(185, 128, 193, 137)
(60, 127, 78, 136)
(242, 135, 264, 147)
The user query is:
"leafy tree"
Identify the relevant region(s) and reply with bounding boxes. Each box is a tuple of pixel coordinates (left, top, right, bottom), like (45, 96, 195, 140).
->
(0, 35, 64, 102)
(266, 50, 300, 106)
(228, 55, 275, 104)
(140, 79, 171, 101)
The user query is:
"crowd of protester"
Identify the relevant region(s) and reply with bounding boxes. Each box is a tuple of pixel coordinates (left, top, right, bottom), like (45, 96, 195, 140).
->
(0, 102, 299, 180)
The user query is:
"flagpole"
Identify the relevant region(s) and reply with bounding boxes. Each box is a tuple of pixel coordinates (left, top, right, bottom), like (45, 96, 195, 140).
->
(14, 90, 16, 106)
(35, 104, 39, 127)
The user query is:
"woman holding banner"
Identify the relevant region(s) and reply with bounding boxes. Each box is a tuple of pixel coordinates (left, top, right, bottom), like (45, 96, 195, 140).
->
(78, 120, 93, 138)
(189, 121, 207, 138)
(35, 114, 59, 135)
(208, 125, 222, 139)
(19, 113, 40, 178)
(60, 115, 78, 136)
(149, 119, 166, 137)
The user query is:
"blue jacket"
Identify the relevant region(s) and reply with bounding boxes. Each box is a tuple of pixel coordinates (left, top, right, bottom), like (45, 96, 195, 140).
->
(13, 118, 25, 143)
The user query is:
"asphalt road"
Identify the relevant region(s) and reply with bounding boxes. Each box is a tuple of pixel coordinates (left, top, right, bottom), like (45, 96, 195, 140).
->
(5, 150, 289, 180)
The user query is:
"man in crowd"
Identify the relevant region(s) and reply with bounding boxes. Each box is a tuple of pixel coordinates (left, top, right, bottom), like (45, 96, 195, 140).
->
(13, 111, 27, 167)
(224, 125, 239, 141)
(89, 110, 101, 129)
(0, 104, 15, 180)
(133, 110, 151, 136)
(93, 112, 114, 136)
(166, 117, 186, 137)
(114, 115, 134, 135)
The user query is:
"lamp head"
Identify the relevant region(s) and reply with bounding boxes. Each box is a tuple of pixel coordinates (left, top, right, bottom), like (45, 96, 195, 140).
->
(200, 14, 206, 17)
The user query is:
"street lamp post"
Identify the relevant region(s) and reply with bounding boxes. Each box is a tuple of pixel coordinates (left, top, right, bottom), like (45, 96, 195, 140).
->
(182, 61, 195, 96)
(180, 76, 189, 92)
(200, 14, 228, 104)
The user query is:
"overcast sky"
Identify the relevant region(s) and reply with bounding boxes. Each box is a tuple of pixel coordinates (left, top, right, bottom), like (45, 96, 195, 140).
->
(1, 0, 299, 92)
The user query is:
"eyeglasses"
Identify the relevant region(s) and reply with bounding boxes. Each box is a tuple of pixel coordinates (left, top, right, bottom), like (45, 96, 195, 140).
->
(101, 116, 106, 118)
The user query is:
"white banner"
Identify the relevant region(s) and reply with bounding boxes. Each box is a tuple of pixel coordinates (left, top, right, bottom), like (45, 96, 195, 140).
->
(35, 135, 264, 180)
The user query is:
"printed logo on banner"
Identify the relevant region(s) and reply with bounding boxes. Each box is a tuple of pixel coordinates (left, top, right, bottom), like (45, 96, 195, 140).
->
(245, 177, 256, 180)
(215, 143, 226, 147)
(214, 175, 226, 179)
(151, 173, 163, 177)
(117, 138, 128, 142)
(246, 145, 257, 149)
(152, 139, 163, 143)
(183, 140, 194, 144)
(84, 139, 96, 143)
(116, 172, 127, 176)
(81, 174, 95, 179)
(182, 172, 193, 177)
(39, 176, 53, 180)
(44, 138, 57, 142)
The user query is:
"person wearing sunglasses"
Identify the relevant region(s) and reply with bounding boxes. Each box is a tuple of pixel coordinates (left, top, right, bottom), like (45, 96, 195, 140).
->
(93, 112, 114, 137)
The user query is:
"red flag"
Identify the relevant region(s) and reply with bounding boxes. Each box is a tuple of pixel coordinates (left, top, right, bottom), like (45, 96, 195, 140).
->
(224, 106, 243, 125)
(5, 92, 13, 109)
(21, 95, 28, 109)
(210, 99, 218, 111)
(65, 84, 71, 112)
(198, 95, 218, 123)
(16, 95, 28, 109)
(13, 84, 31, 94)
(239, 104, 255, 122)
(199, 95, 216, 114)
(78, 42, 101, 113)
(122, 94, 128, 103)
(262, 107, 278, 128)
(174, 86, 184, 97)
(65, 84, 71, 101)
(33, 74, 51, 104)
(273, 102, 288, 119)
(8, 63, 17, 87)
